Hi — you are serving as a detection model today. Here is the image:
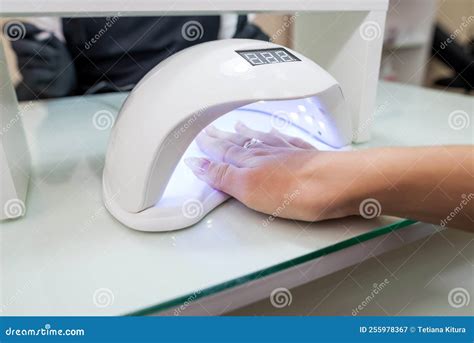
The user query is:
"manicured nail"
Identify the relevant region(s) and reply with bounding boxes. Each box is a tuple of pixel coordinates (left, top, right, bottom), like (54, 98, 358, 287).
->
(204, 125, 216, 134)
(184, 157, 210, 174)
(235, 121, 246, 130)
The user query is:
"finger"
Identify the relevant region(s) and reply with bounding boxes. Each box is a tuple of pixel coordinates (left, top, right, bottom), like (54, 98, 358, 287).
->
(195, 131, 252, 166)
(184, 157, 250, 200)
(21, 22, 45, 39)
(12, 39, 57, 61)
(235, 121, 293, 148)
(270, 128, 317, 150)
(204, 125, 249, 146)
(21, 68, 57, 85)
(3, 22, 42, 40)
(16, 54, 60, 74)
(44, 34, 67, 51)
(11, 38, 41, 57)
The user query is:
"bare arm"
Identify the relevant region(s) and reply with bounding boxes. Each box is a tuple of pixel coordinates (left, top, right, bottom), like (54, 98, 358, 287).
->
(185, 124, 474, 231)
(345, 146, 474, 230)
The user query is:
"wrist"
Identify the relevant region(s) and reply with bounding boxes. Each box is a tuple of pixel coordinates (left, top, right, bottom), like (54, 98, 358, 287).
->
(337, 149, 389, 217)
(301, 150, 384, 220)
(299, 147, 438, 221)
(312, 148, 413, 219)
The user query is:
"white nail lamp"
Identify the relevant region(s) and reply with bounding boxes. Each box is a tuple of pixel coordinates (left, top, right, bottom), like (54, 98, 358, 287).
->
(102, 39, 352, 232)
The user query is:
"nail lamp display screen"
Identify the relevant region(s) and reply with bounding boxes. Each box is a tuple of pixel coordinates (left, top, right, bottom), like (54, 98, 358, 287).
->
(158, 97, 351, 209)
(236, 48, 301, 66)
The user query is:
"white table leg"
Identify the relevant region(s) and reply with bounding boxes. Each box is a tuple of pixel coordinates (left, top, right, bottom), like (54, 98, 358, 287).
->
(0, 37, 31, 219)
(294, 10, 387, 143)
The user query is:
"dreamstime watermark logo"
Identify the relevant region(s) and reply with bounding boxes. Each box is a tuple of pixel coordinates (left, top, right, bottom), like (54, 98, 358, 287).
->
(359, 21, 382, 41)
(182, 199, 204, 219)
(174, 290, 202, 316)
(270, 13, 299, 42)
(181, 21, 204, 42)
(353, 101, 388, 140)
(92, 110, 115, 130)
(448, 287, 470, 308)
(352, 278, 390, 316)
(1, 278, 33, 314)
(440, 193, 474, 228)
(93, 288, 115, 308)
(262, 189, 300, 227)
(270, 287, 292, 308)
(3, 21, 26, 41)
(353, 116, 375, 142)
(172, 105, 210, 141)
(270, 111, 292, 131)
(84, 14, 121, 50)
(439, 16, 474, 50)
(3, 198, 25, 219)
(359, 198, 382, 219)
(4, 323, 85, 337)
(0, 101, 34, 136)
(448, 110, 471, 130)
(79, 205, 107, 233)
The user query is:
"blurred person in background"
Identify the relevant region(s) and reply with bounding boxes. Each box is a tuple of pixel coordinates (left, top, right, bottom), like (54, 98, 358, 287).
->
(5, 15, 268, 101)
(431, 24, 474, 94)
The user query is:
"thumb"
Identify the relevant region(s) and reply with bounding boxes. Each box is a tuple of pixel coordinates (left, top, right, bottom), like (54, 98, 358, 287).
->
(184, 157, 241, 196)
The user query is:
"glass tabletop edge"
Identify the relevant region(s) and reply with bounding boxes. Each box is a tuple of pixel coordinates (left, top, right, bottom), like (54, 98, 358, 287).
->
(127, 218, 417, 316)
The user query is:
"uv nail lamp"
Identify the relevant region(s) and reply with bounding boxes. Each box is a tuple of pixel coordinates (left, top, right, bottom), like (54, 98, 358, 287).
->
(103, 39, 352, 232)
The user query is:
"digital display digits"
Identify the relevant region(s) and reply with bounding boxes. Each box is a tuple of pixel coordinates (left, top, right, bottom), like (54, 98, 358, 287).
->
(236, 48, 301, 66)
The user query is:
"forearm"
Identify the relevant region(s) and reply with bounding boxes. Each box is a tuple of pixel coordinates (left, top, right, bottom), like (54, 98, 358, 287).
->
(352, 146, 474, 230)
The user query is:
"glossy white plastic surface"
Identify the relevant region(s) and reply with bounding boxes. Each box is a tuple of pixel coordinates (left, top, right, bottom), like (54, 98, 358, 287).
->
(0, 0, 389, 17)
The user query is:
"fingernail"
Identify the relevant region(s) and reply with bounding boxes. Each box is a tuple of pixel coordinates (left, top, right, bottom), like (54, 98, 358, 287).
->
(205, 125, 216, 133)
(184, 157, 210, 174)
(235, 121, 246, 129)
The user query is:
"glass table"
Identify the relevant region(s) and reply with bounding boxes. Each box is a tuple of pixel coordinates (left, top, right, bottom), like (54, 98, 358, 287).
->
(1, 81, 471, 316)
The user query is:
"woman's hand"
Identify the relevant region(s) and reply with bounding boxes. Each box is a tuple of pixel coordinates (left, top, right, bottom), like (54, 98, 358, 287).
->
(185, 124, 474, 231)
(184, 122, 368, 221)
